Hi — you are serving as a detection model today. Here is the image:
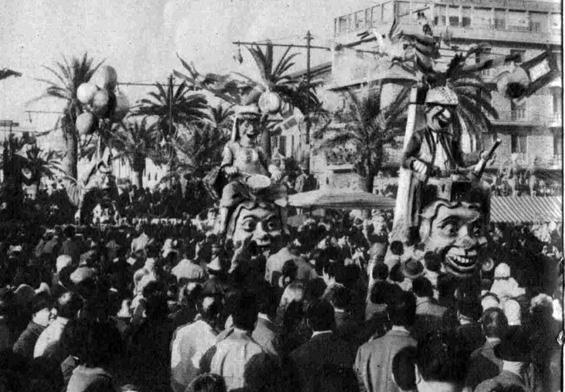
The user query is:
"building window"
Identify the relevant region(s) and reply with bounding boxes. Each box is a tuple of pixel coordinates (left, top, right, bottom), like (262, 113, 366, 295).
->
(338, 15, 350, 34)
(529, 12, 547, 33)
(382, 2, 393, 22)
(279, 136, 286, 156)
(461, 7, 471, 27)
(355, 10, 365, 30)
(474, 7, 492, 28)
(554, 133, 563, 157)
(510, 100, 526, 120)
(434, 4, 447, 26)
(510, 49, 526, 63)
(371, 5, 381, 24)
(397, 1, 410, 17)
(511, 135, 527, 153)
(448, 6, 460, 27)
(507, 10, 528, 32)
(551, 13, 561, 31)
(494, 9, 506, 30)
(552, 88, 562, 117)
(365, 8, 372, 28)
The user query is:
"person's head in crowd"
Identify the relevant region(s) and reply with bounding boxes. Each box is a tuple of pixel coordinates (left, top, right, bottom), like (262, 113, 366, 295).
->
(31, 293, 52, 327)
(341, 264, 361, 289)
(143, 281, 168, 321)
(389, 263, 405, 283)
(390, 241, 404, 256)
(56, 291, 83, 320)
(280, 260, 297, 288)
(370, 280, 396, 305)
(186, 373, 227, 392)
(304, 278, 327, 303)
(456, 300, 482, 325)
(412, 276, 434, 299)
(63, 225, 75, 239)
(481, 307, 508, 341)
(414, 331, 467, 391)
(388, 290, 416, 327)
(279, 282, 305, 310)
(255, 283, 278, 321)
(423, 252, 442, 273)
(481, 292, 501, 311)
(56, 255, 73, 275)
(306, 299, 335, 332)
(503, 299, 521, 326)
(372, 263, 389, 282)
(494, 327, 531, 369)
(80, 320, 124, 369)
(402, 258, 425, 281)
(325, 285, 350, 313)
(231, 291, 258, 332)
(493, 263, 511, 280)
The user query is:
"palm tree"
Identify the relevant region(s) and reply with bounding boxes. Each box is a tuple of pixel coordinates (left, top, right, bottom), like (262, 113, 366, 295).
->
(416, 48, 499, 150)
(111, 118, 160, 188)
(314, 85, 411, 192)
(134, 78, 208, 137)
(34, 53, 103, 180)
(134, 77, 208, 173)
(206, 104, 234, 135)
(22, 144, 63, 198)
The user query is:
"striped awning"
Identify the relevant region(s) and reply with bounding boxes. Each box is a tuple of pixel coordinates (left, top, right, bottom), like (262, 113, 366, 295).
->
(490, 196, 562, 223)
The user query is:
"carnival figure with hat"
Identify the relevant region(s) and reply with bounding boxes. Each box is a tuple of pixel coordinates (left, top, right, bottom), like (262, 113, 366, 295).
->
(399, 86, 492, 243)
(214, 104, 287, 236)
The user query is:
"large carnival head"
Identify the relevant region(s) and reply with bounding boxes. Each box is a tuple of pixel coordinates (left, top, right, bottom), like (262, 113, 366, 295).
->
(419, 199, 487, 278)
(232, 104, 261, 141)
(424, 87, 458, 131)
(226, 199, 283, 250)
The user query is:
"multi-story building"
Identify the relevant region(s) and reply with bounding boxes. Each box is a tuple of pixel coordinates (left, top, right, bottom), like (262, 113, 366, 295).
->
(282, 0, 562, 188)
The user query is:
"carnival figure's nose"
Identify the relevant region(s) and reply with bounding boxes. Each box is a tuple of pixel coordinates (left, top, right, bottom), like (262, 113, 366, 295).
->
(253, 222, 269, 242)
(456, 225, 478, 248)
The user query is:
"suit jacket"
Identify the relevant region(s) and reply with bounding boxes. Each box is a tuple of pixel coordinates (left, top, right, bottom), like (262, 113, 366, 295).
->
(412, 297, 448, 341)
(464, 339, 503, 390)
(354, 328, 417, 392)
(475, 370, 527, 392)
(252, 315, 279, 357)
(290, 332, 358, 392)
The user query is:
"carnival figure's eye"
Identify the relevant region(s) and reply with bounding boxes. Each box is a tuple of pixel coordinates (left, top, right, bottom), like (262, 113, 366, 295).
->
(265, 218, 281, 232)
(439, 219, 459, 236)
(241, 219, 257, 232)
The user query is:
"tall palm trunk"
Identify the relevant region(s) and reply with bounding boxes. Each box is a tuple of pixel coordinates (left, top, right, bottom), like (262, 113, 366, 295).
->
(132, 154, 145, 189)
(62, 114, 79, 180)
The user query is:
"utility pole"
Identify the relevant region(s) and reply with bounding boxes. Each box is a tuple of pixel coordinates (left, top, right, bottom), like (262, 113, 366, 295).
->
(305, 30, 312, 146)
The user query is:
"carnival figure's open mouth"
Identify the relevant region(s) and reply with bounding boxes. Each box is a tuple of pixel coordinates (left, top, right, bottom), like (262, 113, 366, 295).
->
(445, 247, 478, 277)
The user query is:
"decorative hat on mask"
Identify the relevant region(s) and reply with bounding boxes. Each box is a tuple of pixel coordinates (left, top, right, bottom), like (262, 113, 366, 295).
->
(231, 104, 261, 142)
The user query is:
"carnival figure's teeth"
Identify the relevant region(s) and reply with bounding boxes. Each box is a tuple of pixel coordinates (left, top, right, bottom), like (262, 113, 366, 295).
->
(446, 249, 478, 277)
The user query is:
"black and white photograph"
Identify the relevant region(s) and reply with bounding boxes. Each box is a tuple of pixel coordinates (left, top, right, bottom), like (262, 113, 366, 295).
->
(0, 1, 562, 391)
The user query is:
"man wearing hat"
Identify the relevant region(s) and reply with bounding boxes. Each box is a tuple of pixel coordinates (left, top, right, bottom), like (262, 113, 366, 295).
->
(475, 327, 531, 392)
(402, 86, 465, 179)
(214, 104, 286, 236)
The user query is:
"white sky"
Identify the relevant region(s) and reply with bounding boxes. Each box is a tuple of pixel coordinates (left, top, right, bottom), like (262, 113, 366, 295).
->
(0, 0, 377, 140)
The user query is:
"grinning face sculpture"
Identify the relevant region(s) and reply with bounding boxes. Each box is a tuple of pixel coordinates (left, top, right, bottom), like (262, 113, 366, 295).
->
(419, 200, 487, 278)
(228, 201, 282, 250)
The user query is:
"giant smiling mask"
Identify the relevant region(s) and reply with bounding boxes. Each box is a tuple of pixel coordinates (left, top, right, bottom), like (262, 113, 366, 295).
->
(419, 200, 487, 278)
(226, 200, 283, 250)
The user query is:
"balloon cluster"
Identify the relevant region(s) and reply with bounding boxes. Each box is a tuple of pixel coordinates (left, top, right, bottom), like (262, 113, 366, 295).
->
(75, 66, 130, 136)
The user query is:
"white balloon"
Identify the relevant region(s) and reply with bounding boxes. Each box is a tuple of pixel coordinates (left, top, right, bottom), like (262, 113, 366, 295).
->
(76, 112, 97, 135)
(77, 83, 98, 104)
(90, 65, 118, 90)
(92, 89, 110, 116)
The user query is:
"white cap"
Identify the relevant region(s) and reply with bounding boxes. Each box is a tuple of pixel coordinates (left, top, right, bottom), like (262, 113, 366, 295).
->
(494, 263, 511, 279)
(425, 86, 458, 106)
(56, 255, 73, 273)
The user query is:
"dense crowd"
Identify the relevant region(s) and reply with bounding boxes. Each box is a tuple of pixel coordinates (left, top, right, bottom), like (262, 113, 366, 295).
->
(0, 208, 562, 392)
(492, 169, 561, 197)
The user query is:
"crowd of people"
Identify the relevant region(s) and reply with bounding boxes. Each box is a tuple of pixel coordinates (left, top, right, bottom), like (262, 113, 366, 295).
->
(0, 205, 561, 392)
(491, 168, 561, 197)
